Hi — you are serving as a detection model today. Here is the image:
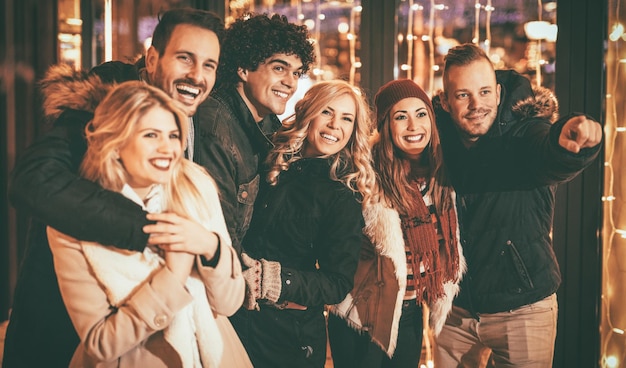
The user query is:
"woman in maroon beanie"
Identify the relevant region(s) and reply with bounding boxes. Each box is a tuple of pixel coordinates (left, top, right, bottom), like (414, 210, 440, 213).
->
(328, 79, 466, 368)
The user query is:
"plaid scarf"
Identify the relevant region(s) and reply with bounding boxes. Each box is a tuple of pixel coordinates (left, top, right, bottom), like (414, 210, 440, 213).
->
(400, 181, 460, 305)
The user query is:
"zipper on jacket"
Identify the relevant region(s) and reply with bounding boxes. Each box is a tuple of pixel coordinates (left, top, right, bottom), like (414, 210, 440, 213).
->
(506, 240, 535, 289)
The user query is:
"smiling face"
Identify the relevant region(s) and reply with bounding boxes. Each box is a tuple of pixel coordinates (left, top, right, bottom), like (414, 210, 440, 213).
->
(118, 106, 183, 199)
(237, 53, 304, 121)
(145, 24, 220, 117)
(302, 93, 356, 158)
(389, 97, 432, 160)
(440, 58, 501, 145)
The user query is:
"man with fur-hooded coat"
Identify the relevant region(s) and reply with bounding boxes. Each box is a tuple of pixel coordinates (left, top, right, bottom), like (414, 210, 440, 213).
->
(432, 43, 602, 367)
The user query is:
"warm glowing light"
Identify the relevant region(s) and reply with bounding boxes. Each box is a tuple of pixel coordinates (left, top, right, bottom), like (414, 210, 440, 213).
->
(609, 23, 624, 41)
(338, 22, 349, 33)
(400, 64, 412, 71)
(544, 2, 557, 12)
(66, 18, 83, 26)
(612, 328, 625, 334)
(354, 61, 362, 68)
(104, 0, 112, 61)
(606, 356, 619, 368)
(616, 229, 626, 238)
(304, 19, 315, 31)
(318, 14, 326, 20)
(524, 21, 553, 40)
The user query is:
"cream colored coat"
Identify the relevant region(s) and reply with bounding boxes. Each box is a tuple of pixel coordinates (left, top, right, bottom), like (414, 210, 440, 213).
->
(48, 184, 248, 367)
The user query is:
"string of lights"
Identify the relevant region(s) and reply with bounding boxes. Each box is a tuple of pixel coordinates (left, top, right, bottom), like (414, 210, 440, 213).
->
(601, 0, 625, 365)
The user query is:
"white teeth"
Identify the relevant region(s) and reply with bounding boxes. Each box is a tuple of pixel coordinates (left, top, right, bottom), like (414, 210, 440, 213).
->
(273, 91, 289, 99)
(405, 134, 424, 142)
(321, 133, 339, 142)
(151, 159, 170, 169)
(176, 84, 200, 98)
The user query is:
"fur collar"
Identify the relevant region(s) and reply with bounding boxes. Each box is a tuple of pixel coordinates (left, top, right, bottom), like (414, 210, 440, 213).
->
(39, 64, 117, 121)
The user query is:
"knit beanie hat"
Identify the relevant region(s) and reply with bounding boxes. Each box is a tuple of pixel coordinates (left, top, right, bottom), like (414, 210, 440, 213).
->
(374, 79, 434, 130)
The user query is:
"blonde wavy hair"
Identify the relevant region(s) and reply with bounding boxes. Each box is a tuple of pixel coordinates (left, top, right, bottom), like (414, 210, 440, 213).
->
(81, 80, 220, 226)
(266, 80, 376, 206)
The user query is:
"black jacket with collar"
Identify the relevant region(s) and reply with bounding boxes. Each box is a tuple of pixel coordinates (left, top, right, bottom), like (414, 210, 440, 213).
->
(232, 157, 365, 367)
(432, 70, 601, 314)
(194, 86, 281, 254)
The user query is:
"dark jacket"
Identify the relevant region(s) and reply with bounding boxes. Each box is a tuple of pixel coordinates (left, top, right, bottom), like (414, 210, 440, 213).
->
(3, 61, 150, 368)
(432, 70, 601, 314)
(194, 87, 281, 254)
(230, 158, 365, 368)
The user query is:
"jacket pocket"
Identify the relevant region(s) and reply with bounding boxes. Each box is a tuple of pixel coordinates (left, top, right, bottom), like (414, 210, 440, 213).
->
(506, 240, 535, 290)
(237, 174, 260, 234)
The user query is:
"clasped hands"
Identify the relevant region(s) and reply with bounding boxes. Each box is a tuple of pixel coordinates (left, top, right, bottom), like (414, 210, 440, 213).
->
(143, 212, 220, 283)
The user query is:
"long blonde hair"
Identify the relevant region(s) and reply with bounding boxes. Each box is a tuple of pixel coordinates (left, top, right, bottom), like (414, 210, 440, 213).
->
(266, 80, 376, 206)
(81, 80, 219, 226)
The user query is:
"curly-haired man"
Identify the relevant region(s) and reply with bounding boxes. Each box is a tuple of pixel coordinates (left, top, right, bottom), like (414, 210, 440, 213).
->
(195, 13, 315, 254)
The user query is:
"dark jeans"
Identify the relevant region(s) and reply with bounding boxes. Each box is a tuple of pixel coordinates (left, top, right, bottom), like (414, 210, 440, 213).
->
(328, 300, 424, 368)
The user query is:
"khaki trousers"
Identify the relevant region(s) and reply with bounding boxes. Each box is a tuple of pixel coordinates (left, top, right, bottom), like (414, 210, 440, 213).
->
(435, 294, 558, 368)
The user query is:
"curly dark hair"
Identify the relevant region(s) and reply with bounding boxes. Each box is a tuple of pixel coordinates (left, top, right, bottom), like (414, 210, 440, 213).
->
(216, 13, 315, 89)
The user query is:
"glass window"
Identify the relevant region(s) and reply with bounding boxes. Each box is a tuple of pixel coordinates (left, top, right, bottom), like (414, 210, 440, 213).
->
(394, 0, 557, 96)
(58, 0, 83, 70)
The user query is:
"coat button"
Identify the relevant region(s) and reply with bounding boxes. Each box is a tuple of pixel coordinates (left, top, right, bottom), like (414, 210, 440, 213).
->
(241, 191, 248, 199)
(154, 315, 168, 328)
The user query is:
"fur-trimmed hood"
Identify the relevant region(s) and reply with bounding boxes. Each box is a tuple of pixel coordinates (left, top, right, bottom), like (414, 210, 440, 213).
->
(39, 61, 142, 122)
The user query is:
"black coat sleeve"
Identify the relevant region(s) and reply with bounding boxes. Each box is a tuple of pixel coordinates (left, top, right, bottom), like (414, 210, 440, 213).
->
(8, 110, 150, 251)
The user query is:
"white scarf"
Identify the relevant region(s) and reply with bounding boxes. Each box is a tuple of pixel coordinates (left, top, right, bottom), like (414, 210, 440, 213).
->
(80, 184, 223, 367)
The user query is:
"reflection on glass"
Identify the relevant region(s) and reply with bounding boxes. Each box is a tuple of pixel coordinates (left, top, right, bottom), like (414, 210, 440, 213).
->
(395, 0, 558, 96)
(58, 0, 82, 70)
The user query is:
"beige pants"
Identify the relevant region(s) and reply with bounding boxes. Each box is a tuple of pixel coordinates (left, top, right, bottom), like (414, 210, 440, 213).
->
(435, 294, 558, 368)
